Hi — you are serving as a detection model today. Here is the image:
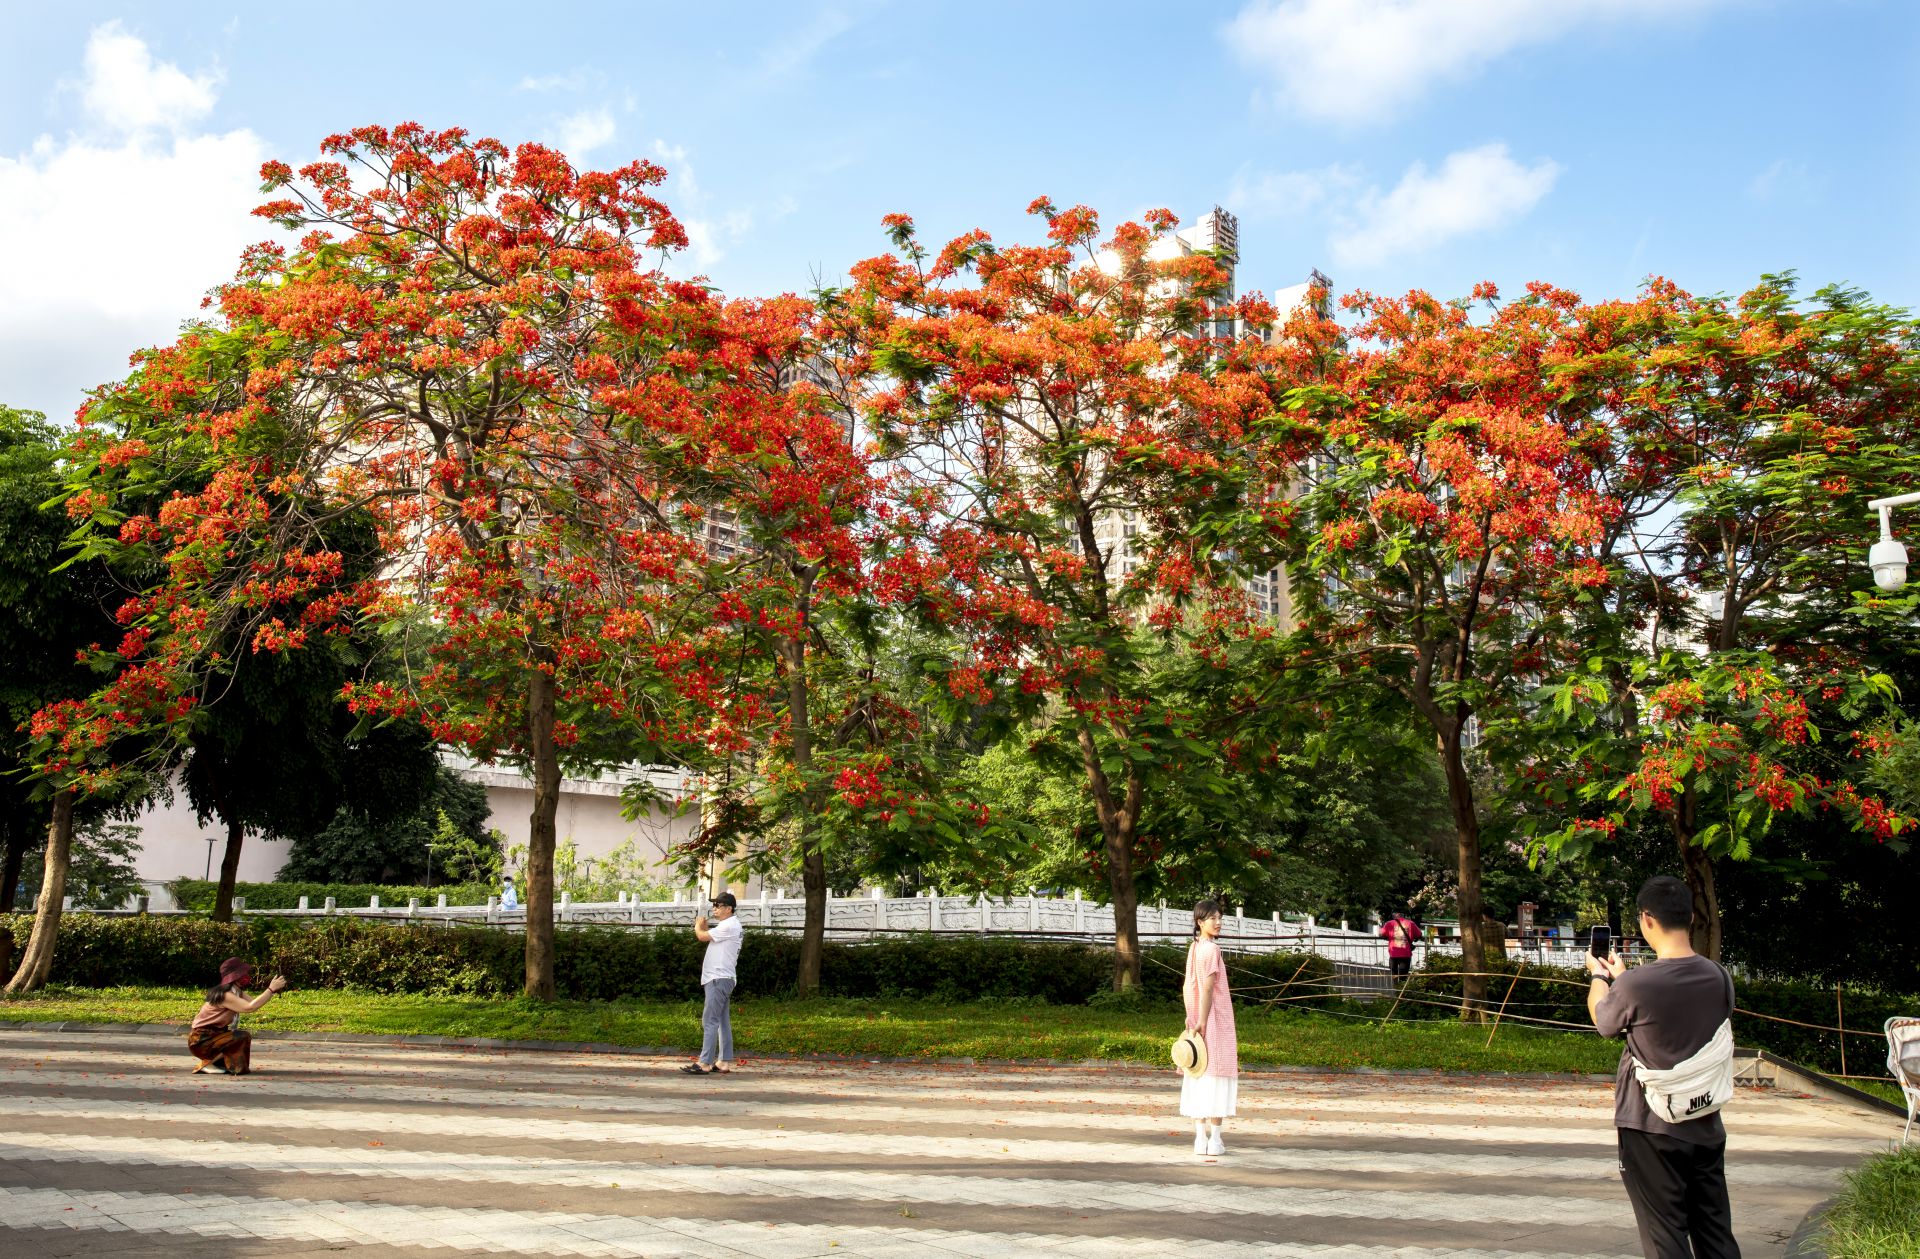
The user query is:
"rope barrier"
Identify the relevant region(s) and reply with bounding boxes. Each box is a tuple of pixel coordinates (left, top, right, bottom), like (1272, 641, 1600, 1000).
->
(1173, 949, 1902, 1042)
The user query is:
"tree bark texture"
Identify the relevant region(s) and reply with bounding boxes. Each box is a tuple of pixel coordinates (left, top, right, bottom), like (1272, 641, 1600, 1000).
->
(1079, 725, 1144, 991)
(1438, 727, 1490, 1018)
(5, 790, 75, 995)
(523, 655, 562, 1000)
(1679, 837, 1722, 960)
(783, 572, 827, 998)
(211, 811, 244, 923)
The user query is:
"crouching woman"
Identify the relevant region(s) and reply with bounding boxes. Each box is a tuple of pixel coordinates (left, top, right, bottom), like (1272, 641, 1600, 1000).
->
(188, 957, 286, 1075)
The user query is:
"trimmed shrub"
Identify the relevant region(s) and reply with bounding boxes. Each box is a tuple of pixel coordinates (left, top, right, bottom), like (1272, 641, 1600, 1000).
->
(166, 879, 494, 913)
(0, 913, 1326, 1007)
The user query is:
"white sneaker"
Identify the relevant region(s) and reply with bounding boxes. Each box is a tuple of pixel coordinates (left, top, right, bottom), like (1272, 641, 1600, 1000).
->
(1206, 1132, 1225, 1157)
(1193, 1129, 1207, 1154)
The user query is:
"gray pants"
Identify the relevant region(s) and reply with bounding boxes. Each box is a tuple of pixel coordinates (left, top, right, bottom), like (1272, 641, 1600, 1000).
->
(699, 977, 736, 1066)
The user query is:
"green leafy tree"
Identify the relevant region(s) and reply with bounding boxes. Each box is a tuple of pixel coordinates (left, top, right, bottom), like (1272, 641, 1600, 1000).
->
(14, 818, 144, 911)
(1521, 277, 1920, 956)
(0, 406, 131, 989)
(280, 762, 492, 885)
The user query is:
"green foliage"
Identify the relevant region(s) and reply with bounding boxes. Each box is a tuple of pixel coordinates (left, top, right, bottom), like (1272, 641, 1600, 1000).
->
(1819, 1147, 1920, 1259)
(954, 699, 1448, 923)
(165, 880, 495, 912)
(1715, 804, 1920, 991)
(0, 912, 1334, 1007)
(0, 405, 127, 902)
(280, 763, 493, 885)
(499, 837, 675, 902)
(14, 819, 145, 911)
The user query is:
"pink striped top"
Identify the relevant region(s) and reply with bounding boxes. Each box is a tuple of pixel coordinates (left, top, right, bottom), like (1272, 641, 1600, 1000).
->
(1183, 937, 1238, 1079)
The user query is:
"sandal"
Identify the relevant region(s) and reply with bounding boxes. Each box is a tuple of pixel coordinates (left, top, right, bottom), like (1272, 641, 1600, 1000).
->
(678, 1063, 713, 1075)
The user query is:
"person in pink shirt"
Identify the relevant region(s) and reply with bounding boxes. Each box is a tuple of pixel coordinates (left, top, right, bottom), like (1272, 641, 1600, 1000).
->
(1380, 911, 1423, 982)
(1181, 899, 1238, 1157)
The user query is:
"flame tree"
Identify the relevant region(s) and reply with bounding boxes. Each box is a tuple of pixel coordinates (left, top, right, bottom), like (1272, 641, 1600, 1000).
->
(1279, 283, 1632, 1014)
(25, 124, 737, 997)
(839, 202, 1306, 990)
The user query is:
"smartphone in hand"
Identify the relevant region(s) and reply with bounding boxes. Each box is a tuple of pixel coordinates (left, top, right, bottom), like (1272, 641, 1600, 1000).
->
(1589, 924, 1611, 959)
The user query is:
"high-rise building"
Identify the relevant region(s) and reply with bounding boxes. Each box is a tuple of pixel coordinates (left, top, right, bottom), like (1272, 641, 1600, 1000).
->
(1083, 206, 1324, 628)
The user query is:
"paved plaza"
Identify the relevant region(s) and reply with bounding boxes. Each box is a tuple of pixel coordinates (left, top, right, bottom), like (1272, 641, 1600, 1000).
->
(0, 1028, 1901, 1258)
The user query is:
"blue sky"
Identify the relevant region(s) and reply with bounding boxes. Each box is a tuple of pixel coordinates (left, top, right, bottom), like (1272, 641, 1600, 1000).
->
(3, 1, 1916, 422)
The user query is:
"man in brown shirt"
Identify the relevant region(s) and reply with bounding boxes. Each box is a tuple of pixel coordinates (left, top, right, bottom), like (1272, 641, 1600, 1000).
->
(1588, 875, 1739, 1259)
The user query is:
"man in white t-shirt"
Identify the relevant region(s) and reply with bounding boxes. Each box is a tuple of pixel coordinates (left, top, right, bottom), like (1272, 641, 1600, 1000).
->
(682, 892, 743, 1075)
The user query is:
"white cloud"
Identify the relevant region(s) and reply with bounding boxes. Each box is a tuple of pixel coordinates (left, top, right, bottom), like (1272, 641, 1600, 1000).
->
(649, 141, 794, 272)
(0, 25, 272, 420)
(1748, 157, 1814, 203)
(759, 9, 854, 79)
(518, 68, 606, 93)
(1330, 143, 1561, 267)
(1224, 0, 1723, 124)
(74, 19, 221, 134)
(548, 107, 617, 158)
(1226, 161, 1363, 220)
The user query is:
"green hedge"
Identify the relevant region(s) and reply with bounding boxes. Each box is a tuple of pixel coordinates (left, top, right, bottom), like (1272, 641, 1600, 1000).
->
(1417, 953, 1914, 1079)
(166, 880, 495, 912)
(0, 912, 1332, 1006)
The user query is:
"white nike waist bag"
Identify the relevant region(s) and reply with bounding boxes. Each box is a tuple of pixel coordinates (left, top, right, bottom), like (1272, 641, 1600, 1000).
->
(1631, 1018, 1736, 1123)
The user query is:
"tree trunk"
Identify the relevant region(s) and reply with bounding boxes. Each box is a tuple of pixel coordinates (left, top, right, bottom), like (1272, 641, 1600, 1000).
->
(1679, 837, 1722, 960)
(211, 811, 244, 923)
(1438, 727, 1489, 1018)
(783, 572, 826, 998)
(1078, 726, 1143, 991)
(523, 654, 562, 1000)
(5, 790, 75, 995)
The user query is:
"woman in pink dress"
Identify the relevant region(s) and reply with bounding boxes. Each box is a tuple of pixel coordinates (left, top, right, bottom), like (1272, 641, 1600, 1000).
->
(1181, 899, 1238, 1156)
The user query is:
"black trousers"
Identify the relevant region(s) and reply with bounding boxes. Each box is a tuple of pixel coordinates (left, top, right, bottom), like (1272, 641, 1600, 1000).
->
(1388, 955, 1412, 981)
(1617, 1128, 1740, 1258)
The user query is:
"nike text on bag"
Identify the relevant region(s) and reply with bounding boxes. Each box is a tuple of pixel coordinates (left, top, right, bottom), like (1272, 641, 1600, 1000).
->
(1632, 1019, 1736, 1124)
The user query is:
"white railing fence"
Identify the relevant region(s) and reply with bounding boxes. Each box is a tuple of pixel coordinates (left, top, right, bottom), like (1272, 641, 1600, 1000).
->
(234, 890, 1604, 971)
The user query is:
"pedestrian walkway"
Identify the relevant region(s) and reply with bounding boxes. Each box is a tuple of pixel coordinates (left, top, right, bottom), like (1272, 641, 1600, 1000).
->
(0, 1028, 1899, 1257)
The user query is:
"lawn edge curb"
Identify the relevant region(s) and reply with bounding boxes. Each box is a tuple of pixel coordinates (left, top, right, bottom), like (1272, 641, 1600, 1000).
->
(1783, 1196, 1832, 1259)
(0, 1018, 1618, 1081)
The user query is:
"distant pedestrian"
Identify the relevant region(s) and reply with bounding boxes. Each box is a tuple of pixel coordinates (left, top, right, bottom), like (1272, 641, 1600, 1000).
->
(1181, 899, 1238, 1156)
(500, 873, 517, 910)
(1588, 875, 1740, 1259)
(683, 891, 742, 1075)
(188, 958, 286, 1076)
(1380, 911, 1422, 982)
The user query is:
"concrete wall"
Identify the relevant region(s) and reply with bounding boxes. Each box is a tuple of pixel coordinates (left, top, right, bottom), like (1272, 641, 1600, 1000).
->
(129, 789, 294, 885)
(119, 760, 715, 896)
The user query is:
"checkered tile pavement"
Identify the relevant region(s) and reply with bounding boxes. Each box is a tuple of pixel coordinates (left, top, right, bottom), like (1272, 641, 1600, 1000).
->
(0, 1028, 1899, 1257)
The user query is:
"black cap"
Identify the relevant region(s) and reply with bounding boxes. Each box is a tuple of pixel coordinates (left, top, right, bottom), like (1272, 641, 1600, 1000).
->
(711, 891, 737, 908)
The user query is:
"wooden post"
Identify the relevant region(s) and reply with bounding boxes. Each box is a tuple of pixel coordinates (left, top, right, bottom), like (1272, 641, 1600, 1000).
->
(1485, 962, 1524, 1049)
(1837, 981, 1847, 1078)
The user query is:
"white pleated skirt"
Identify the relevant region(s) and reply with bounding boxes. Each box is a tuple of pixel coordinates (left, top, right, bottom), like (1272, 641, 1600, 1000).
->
(1179, 1073, 1238, 1118)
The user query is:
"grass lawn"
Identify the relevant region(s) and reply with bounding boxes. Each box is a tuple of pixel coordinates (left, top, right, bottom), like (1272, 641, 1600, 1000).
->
(1818, 1146, 1920, 1259)
(0, 985, 1628, 1075)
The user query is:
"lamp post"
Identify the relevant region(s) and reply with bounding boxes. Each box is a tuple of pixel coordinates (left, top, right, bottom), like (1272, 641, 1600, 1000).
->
(1868, 491, 1920, 591)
